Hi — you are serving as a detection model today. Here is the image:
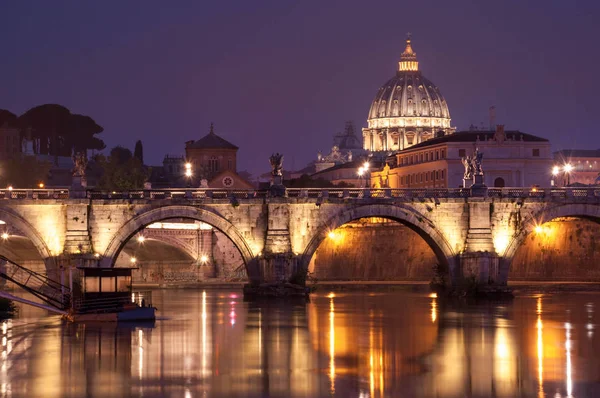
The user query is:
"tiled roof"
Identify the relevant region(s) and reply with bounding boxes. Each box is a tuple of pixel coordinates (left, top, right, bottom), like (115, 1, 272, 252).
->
(405, 130, 548, 151)
(554, 149, 600, 158)
(187, 124, 238, 150)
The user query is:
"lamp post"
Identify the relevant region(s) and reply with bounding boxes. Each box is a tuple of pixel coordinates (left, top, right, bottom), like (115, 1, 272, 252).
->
(551, 166, 559, 187)
(363, 162, 370, 188)
(184, 162, 193, 187)
(551, 164, 573, 187)
(563, 163, 572, 186)
(357, 167, 365, 187)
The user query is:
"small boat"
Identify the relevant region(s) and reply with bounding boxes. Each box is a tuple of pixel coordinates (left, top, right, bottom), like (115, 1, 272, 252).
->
(68, 267, 156, 322)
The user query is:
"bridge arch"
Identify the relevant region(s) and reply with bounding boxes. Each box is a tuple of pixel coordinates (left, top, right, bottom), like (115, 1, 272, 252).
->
(0, 207, 53, 262)
(102, 206, 255, 275)
(504, 203, 600, 263)
(301, 204, 457, 279)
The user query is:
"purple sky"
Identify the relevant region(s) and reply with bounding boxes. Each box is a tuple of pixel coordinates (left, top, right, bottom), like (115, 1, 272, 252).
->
(1, 1, 599, 176)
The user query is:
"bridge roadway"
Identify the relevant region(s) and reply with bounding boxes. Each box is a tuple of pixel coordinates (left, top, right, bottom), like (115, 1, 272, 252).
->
(0, 186, 599, 286)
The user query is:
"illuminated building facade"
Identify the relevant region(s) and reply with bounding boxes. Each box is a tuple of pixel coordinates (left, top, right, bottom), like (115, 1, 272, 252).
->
(553, 149, 600, 186)
(152, 124, 253, 189)
(362, 36, 454, 153)
(371, 125, 552, 188)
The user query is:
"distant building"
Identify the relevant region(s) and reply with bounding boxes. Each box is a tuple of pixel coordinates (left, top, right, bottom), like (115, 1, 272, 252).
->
(371, 126, 552, 188)
(553, 149, 600, 186)
(151, 124, 253, 189)
(316, 121, 365, 173)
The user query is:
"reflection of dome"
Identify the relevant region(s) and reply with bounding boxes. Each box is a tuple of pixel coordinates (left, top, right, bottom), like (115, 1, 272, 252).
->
(363, 36, 454, 152)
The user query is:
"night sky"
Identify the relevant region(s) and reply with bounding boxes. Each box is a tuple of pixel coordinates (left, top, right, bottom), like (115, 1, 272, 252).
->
(1, 1, 598, 176)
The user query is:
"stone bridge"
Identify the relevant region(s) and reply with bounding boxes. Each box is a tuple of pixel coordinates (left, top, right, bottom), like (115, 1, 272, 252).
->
(1, 186, 599, 286)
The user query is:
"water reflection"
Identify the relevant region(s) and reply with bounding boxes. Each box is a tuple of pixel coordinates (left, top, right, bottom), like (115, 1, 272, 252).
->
(2, 290, 600, 397)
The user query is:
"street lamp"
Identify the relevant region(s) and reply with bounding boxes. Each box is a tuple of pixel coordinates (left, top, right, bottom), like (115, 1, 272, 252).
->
(563, 163, 573, 186)
(551, 163, 574, 187)
(184, 162, 193, 186)
(357, 166, 365, 187)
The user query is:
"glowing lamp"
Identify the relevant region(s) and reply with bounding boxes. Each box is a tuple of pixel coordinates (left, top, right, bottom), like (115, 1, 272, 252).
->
(185, 162, 192, 169)
(0, 233, 8, 240)
(38, 183, 44, 188)
(328, 231, 336, 239)
(552, 166, 560, 176)
(564, 164, 573, 173)
(200, 255, 209, 263)
(137, 235, 145, 243)
(185, 169, 192, 177)
(534, 225, 543, 234)
(130, 257, 137, 264)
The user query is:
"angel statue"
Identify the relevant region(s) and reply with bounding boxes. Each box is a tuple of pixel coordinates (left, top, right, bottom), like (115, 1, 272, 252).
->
(72, 151, 88, 177)
(462, 155, 474, 180)
(269, 153, 284, 177)
(472, 148, 484, 175)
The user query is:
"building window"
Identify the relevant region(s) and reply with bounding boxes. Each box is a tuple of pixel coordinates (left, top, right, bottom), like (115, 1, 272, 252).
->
(208, 156, 219, 172)
(435, 151, 439, 160)
(436, 170, 439, 180)
(532, 149, 540, 157)
(419, 154, 423, 162)
(458, 149, 466, 157)
(228, 158, 233, 170)
(425, 173, 429, 182)
(441, 170, 445, 179)
(494, 177, 505, 188)
(441, 149, 445, 159)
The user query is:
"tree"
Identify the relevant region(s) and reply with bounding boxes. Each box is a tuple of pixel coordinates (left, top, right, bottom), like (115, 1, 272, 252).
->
(0, 156, 52, 188)
(96, 146, 150, 190)
(134, 140, 144, 165)
(67, 114, 105, 153)
(18, 104, 71, 156)
(18, 104, 105, 157)
(0, 110, 17, 127)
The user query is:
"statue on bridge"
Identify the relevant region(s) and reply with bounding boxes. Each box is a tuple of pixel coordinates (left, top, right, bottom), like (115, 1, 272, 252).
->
(462, 155, 474, 180)
(72, 151, 88, 178)
(71, 151, 88, 192)
(269, 153, 286, 197)
(462, 148, 485, 190)
(472, 148, 484, 175)
(269, 153, 284, 176)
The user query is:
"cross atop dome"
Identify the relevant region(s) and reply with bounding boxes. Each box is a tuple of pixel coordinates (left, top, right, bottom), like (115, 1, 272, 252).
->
(399, 33, 418, 72)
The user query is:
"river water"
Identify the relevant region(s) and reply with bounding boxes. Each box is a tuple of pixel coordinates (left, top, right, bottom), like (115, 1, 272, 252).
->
(2, 288, 600, 397)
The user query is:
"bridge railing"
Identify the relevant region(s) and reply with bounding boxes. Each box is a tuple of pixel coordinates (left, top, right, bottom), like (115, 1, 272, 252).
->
(2, 187, 600, 201)
(0, 189, 70, 200)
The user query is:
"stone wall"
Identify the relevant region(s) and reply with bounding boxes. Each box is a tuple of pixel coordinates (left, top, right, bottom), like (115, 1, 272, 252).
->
(511, 218, 600, 281)
(212, 230, 246, 280)
(309, 220, 437, 281)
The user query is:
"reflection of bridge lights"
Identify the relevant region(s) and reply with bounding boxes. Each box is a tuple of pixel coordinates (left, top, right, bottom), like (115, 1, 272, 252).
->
(566, 322, 573, 397)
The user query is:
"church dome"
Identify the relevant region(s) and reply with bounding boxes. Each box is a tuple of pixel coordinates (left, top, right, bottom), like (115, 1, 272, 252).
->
(363, 36, 454, 152)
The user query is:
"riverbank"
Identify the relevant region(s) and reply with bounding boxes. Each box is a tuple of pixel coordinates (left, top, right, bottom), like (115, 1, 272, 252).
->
(133, 280, 600, 293)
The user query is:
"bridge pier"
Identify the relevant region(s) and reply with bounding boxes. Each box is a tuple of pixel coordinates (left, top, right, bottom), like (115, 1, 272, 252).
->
(457, 197, 504, 287)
